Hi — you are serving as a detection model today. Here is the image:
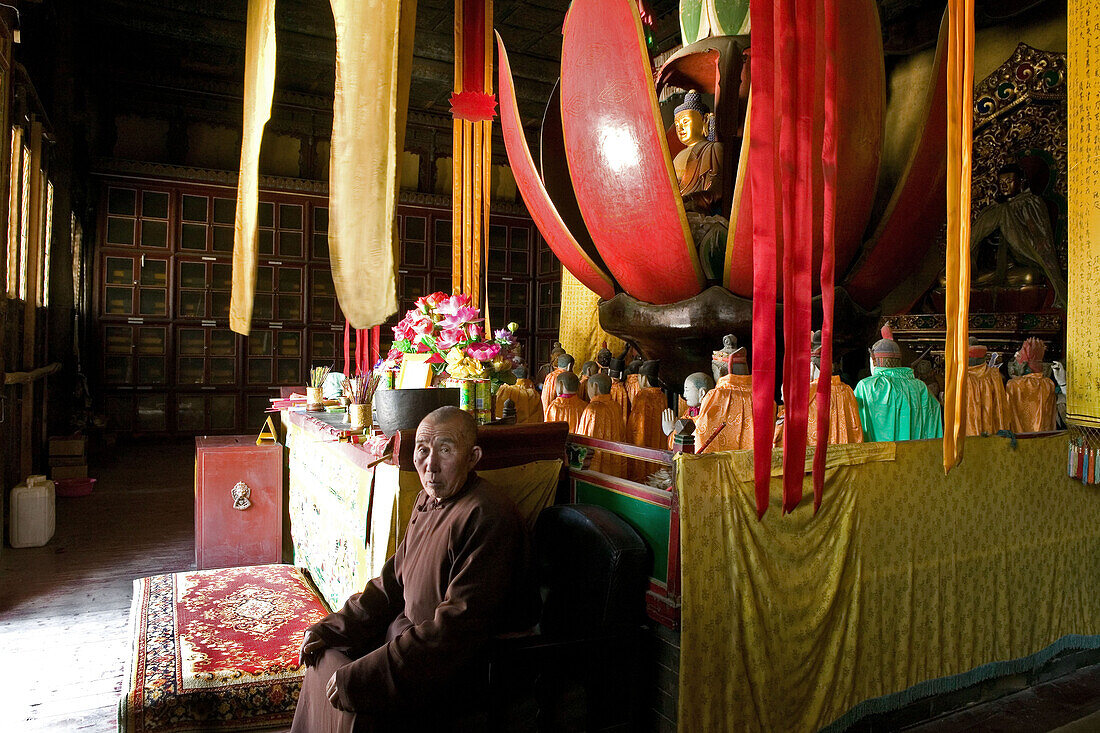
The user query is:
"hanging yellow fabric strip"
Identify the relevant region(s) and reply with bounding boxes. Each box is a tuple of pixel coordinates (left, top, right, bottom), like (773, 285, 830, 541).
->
(327, 0, 417, 329)
(452, 0, 464, 295)
(1067, 0, 1100, 426)
(230, 0, 277, 336)
(942, 0, 974, 473)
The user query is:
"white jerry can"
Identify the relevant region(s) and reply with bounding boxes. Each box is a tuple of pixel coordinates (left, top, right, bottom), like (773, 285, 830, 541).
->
(10, 474, 56, 548)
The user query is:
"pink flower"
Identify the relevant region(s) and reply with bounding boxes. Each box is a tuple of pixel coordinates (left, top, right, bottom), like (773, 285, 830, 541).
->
(392, 316, 416, 341)
(466, 342, 501, 361)
(435, 294, 474, 318)
(409, 312, 434, 336)
(439, 306, 481, 330)
(435, 327, 466, 350)
(466, 322, 484, 340)
(426, 291, 449, 308)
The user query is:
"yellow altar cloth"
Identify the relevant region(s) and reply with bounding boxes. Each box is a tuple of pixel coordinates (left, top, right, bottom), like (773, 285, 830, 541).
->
(678, 434, 1100, 732)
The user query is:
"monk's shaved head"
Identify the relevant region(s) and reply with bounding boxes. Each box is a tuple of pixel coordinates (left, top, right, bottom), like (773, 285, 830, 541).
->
(421, 406, 478, 446)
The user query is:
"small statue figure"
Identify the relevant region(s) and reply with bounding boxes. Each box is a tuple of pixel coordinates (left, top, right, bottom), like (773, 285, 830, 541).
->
(595, 343, 613, 372)
(969, 164, 1067, 308)
(963, 337, 1010, 436)
(807, 330, 864, 445)
(712, 334, 738, 383)
(624, 357, 644, 407)
(577, 360, 600, 401)
(853, 324, 943, 441)
(578, 374, 627, 476)
(545, 371, 586, 433)
(607, 349, 631, 426)
(494, 365, 543, 424)
(693, 347, 764, 453)
(1005, 337, 1057, 433)
(673, 90, 728, 280)
(662, 371, 715, 450)
(1052, 360, 1067, 428)
(913, 358, 944, 404)
(626, 361, 669, 480)
(541, 353, 575, 414)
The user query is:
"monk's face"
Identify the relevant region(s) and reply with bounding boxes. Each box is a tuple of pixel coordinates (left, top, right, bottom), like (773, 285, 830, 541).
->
(413, 415, 482, 501)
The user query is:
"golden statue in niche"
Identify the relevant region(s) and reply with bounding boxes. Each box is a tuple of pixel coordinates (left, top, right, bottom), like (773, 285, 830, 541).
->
(672, 89, 727, 281)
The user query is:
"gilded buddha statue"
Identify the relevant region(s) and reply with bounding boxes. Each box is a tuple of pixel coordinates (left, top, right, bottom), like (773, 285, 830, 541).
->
(673, 90, 727, 281)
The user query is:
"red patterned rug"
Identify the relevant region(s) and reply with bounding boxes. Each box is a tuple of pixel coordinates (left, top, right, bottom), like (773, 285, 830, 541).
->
(119, 564, 330, 732)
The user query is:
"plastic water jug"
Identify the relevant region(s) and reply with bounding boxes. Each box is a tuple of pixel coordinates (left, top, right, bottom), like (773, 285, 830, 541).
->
(10, 474, 55, 548)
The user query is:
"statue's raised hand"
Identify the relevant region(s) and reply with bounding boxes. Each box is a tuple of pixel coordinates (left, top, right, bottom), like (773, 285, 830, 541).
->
(661, 408, 675, 436)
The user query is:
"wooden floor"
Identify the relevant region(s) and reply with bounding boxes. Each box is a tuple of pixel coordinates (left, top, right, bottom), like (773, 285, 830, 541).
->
(0, 439, 195, 732)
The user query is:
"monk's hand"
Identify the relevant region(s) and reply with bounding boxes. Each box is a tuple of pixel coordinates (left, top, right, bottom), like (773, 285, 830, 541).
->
(326, 670, 352, 711)
(298, 629, 326, 668)
(661, 408, 675, 436)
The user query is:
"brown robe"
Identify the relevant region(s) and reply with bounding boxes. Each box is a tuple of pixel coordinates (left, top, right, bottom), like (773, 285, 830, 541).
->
(1006, 372, 1057, 434)
(291, 475, 535, 731)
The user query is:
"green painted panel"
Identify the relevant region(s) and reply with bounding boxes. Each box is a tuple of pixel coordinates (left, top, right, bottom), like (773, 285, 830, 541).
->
(713, 0, 750, 36)
(679, 0, 704, 44)
(575, 480, 670, 584)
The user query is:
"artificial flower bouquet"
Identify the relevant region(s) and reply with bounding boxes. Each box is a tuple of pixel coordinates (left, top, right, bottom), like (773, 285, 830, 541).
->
(386, 292, 523, 389)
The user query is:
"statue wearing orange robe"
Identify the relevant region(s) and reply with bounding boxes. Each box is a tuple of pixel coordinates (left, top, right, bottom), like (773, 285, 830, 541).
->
(695, 373, 769, 453)
(540, 354, 574, 414)
(578, 375, 626, 476)
(494, 380, 543, 424)
(1007, 373, 1056, 433)
(609, 380, 630, 425)
(625, 374, 642, 407)
(1005, 337, 1057, 434)
(965, 364, 1010, 436)
(545, 393, 586, 433)
(626, 386, 666, 481)
(775, 376, 864, 448)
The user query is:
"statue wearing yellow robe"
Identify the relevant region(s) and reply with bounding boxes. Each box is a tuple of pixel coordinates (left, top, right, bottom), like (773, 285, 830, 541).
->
(964, 364, 1010, 436)
(494, 380, 543, 424)
(626, 386, 668, 481)
(578, 394, 626, 476)
(541, 368, 566, 414)
(545, 393, 586, 434)
(1006, 372, 1057, 433)
(609, 380, 630, 426)
(773, 376, 864, 448)
(695, 373, 769, 453)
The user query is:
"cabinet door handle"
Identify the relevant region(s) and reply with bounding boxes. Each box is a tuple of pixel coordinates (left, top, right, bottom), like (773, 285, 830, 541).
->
(231, 481, 252, 510)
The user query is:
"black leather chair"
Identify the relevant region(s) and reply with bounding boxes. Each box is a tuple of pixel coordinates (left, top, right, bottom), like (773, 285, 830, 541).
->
(486, 503, 650, 732)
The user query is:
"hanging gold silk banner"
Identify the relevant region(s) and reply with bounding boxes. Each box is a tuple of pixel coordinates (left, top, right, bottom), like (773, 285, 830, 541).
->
(1067, 0, 1100, 426)
(230, 0, 276, 336)
(328, 0, 418, 329)
(942, 0, 974, 472)
(559, 268, 624, 367)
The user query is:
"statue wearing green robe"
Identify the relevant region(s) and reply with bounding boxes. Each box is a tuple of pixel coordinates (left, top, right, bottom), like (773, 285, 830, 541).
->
(854, 366, 944, 442)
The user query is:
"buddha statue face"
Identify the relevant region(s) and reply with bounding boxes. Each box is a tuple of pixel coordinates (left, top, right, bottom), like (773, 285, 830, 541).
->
(997, 171, 1020, 199)
(675, 109, 706, 146)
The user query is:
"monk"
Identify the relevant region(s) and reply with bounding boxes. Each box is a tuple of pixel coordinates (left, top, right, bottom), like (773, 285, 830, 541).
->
(540, 353, 574, 415)
(694, 347, 766, 453)
(854, 325, 942, 441)
(576, 360, 599, 404)
(291, 407, 536, 732)
(577, 374, 626, 476)
(626, 361, 668, 481)
(493, 366, 542, 424)
(607, 354, 631, 427)
(775, 331, 864, 446)
(624, 358, 644, 407)
(662, 372, 715, 451)
(964, 337, 1010, 436)
(544, 371, 587, 433)
(1006, 337, 1057, 433)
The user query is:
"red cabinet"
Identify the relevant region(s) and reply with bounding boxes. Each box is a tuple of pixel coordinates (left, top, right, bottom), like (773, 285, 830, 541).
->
(194, 437, 284, 570)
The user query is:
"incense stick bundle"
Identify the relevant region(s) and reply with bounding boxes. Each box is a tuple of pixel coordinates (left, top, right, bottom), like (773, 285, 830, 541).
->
(344, 372, 381, 406)
(309, 364, 333, 389)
